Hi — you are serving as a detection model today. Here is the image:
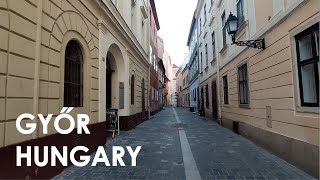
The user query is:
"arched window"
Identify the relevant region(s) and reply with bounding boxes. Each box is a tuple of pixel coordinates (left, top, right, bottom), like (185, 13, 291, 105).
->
(64, 40, 83, 107)
(142, 78, 145, 111)
(131, 75, 135, 104)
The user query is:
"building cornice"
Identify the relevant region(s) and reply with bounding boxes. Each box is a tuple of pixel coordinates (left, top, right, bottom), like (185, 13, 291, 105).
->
(150, 0, 160, 30)
(94, 0, 148, 63)
(219, 0, 308, 71)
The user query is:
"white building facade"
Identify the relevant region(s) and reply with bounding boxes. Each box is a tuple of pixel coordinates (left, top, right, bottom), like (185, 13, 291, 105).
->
(187, 17, 200, 111)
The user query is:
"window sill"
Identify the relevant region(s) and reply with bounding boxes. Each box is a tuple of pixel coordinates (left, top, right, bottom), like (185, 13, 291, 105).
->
(296, 106, 319, 114)
(223, 104, 230, 108)
(235, 20, 248, 39)
(203, 19, 207, 26)
(210, 58, 216, 65)
(220, 44, 228, 54)
(239, 104, 250, 109)
(209, 4, 214, 13)
(203, 32, 207, 39)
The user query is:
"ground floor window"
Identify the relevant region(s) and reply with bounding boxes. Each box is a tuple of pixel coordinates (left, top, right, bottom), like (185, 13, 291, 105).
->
(131, 75, 135, 104)
(64, 40, 83, 107)
(238, 63, 249, 105)
(295, 23, 319, 107)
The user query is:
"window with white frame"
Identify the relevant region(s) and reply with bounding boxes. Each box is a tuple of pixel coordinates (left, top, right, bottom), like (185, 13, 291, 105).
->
(237, 0, 244, 25)
(200, 52, 203, 72)
(212, 32, 216, 60)
(205, 44, 208, 66)
(199, 18, 202, 32)
(295, 23, 319, 107)
(204, 4, 207, 22)
(221, 12, 227, 47)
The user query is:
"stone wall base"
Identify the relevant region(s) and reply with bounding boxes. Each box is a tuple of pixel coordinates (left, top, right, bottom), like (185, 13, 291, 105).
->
(119, 111, 149, 131)
(222, 117, 319, 178)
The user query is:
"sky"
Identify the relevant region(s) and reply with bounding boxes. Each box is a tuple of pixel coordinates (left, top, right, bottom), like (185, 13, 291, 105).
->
(155, 0, 198, 66)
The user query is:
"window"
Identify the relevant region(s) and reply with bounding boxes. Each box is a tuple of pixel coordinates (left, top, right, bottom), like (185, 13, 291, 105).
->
(205, 84, 209, 108)
(205, 44, 208, 66)
(212, 32, 216, 60)
(223, 75, 229, 104)
(200, 52, 203, 72)
(238, 63, 249, 105)
(221, 12, 227, 47)
(131, 75, 135, 104)
(237, 0, 244, 25)
(295, 23, 319, 107)
(204, 4, 207, 22)
(64, 40, 83, 107)
(199, 18, 202, 32)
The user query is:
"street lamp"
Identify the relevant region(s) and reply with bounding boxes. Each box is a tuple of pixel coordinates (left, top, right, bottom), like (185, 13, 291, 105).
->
(225, 12, 265, 49)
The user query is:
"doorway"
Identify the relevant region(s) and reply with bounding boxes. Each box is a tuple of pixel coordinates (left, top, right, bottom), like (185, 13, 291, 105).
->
(211, 80, 218, 120)
(142, 79, 145, 112)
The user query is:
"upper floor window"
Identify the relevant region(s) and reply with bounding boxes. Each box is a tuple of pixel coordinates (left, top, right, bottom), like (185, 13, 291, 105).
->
(64, 40, 83, 107)
(221, 12, 227, 47)
(238, 63, 249, 105)
(131, 75, 135, 104)
(199, 18, 202, 32)
(223, 75, 229, 104)
(212, 32, 216, 60)
(237, 0, 244, 25)
(295, 23, 319, 107)
(205, 44, 208, 66)
(204, 4, 207, 22)
(200, 52, 203, 72)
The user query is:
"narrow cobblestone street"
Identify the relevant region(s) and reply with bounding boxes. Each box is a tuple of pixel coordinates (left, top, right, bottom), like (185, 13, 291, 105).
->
(54, 108, 314, 180)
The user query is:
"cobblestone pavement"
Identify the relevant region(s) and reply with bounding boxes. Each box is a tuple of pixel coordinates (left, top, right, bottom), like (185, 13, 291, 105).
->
(54, 108, 314, 180)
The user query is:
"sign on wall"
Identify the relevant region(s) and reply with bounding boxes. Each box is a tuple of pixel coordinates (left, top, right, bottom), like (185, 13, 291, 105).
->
(119, 82, 124, 109)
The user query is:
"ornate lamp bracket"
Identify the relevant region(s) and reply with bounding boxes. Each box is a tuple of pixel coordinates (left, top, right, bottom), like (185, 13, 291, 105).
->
(231, 36, 265, 49)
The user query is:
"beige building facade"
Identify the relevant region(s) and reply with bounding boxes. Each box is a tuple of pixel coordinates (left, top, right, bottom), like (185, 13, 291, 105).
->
(0, 0, 150, 178)
(176, 60, 190, 108)
(220, 1, 319, 177)
(189, 0, 319, 177)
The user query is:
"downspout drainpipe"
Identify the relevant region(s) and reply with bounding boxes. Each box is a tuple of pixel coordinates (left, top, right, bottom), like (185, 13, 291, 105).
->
(34, 0, 43, 139)
(148, 65, 151, 119)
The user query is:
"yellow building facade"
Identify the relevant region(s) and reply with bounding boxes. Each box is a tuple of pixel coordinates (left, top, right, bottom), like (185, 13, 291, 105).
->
(0, 0, 150, 178)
